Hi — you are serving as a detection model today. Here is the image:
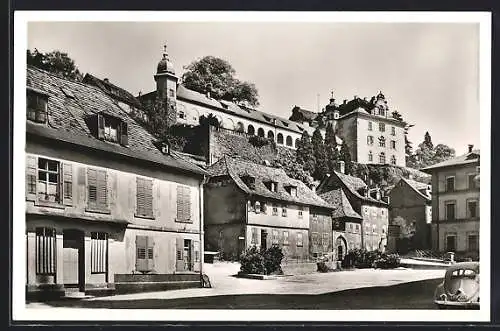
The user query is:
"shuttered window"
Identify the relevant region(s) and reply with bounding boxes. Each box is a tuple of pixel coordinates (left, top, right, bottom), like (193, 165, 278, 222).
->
(136, 235, 154, 272)
(136, 177, 153, 218)
(322, 233, 329, 247)
(87, 168, 108, 211)
(35, 227, 56, 275)
(176, 185, 192, 223)
(91, 232, 108, 273)
(26, 155, 37, 201)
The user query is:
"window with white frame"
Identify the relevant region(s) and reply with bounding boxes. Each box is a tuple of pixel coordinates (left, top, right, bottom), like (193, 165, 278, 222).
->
(445, 201, 456, 221)
(283, 231, 289, 245)
(379, 152, 386, 164)
(272, 204, 278, 216)
(27, 90, 48, 124)
(446, 176, 455, 192)
(379, 123, 385, 132)
(298, 206, 303, 218)
(367, 135, 374, 145)
(37, 158, 60, 203)
(297, 232, 303, 247)
(368, 121, 373, 131)
(379, 136, 386, 147)
(368, 151, 373, 162)
(391, 126, 396, 136)
(272, 229, 279, 244)
(282, 205, 287, 217)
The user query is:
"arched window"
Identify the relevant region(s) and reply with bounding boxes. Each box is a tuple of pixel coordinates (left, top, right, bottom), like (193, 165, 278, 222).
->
(295, 138, 300, 148)
(236, 122, 244, 133)
(267, 130, 274, 140)
(257, 128, 265, 137)
(247, 125, 255, 136)
(277, 133, 284, 144)
(390, 155, 396, 165)
(379, 152, 386, 164)
(368, 151, 373, 162)
(286, 136, 293, 146)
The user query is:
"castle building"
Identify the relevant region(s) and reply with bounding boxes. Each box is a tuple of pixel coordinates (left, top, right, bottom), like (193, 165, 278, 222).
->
(289, 92, 408, 167)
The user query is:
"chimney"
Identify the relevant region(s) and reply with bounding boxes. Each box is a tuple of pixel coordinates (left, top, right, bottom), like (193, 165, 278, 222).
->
(103, 78, 109, 83)
(468, 144, 474, 153)
(338, 161, 345, 174)
(408, 174, 413, 180)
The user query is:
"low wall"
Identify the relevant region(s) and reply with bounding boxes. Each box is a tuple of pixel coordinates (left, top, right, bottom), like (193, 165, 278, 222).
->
(114, 273, 202, 294)
(281, 262, 318, 275)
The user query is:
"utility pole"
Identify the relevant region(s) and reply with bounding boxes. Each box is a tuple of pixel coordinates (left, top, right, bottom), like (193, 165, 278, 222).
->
(317, 94, 320, 113)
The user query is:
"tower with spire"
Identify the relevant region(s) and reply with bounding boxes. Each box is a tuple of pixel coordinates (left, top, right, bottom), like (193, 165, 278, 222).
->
(154, 43, 178, 103)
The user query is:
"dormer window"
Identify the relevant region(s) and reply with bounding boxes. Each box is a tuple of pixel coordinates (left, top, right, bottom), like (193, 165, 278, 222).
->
(265, 181, 278, 193)
(240, 175, 256, 190)
(27, 89, 48, 124)
(285, 185, 298, 197)
(96, 113, 128, 146)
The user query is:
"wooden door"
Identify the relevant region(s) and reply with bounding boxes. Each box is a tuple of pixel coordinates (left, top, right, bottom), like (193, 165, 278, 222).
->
(63, 230, 82, 285)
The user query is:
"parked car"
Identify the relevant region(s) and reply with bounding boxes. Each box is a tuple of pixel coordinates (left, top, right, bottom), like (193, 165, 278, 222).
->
(434, 262, 480, 309)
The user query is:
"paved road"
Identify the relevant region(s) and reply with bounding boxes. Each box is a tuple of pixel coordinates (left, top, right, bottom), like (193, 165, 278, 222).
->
(26, 263, 447, 309)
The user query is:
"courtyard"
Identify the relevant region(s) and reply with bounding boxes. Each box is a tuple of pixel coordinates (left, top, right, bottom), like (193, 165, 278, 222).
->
(26, 262, 447, 309)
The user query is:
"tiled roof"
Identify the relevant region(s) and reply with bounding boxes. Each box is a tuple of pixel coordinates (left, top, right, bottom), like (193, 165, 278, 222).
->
(82, 74, 142, 108)
(400, 178, 431, 201)
(332, 171, 388, 205)
(320, 188, 362, 220)
(289, 106, 318, 122)
(421, 150, 480, 172)
(209, 156, 332, 209)
(143, 86, 306, 134)
(26, 66, 207, 176)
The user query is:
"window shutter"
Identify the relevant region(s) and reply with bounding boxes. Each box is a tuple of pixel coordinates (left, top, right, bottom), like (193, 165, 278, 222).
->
(184, 187, 191, 222)
(120, 121, 129, 146)
(193, 240, 200, 272)
(97, 113, 105, 140)
(62, 163, 73, 206)
(97, 170, 108, 209)
(135, 235, 148, 272)
(175, 237, 184, 272)
(87, 168, 97, 209)
(147, 236, 155, 271)
(26, 155, 37, 201)
(137, 178, 153, 217)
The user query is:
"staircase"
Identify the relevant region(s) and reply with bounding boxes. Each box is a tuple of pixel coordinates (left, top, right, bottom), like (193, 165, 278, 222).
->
(64, 287, 94, 300)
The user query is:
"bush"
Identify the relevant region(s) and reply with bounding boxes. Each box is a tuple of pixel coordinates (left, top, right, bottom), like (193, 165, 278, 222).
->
(239, 246, 265, 275)
(345, 249, 400, 269)
(374, 253, 401, 269)
(248, 135, 271, 148)
(262, 245, 284, 275)
(239, 245, 284, 275)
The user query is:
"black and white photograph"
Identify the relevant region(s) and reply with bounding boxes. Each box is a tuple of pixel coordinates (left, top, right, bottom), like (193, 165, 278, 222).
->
(12, 11, 491, 322)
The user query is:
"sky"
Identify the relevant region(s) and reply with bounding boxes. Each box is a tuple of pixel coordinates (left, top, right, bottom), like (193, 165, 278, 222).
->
(27, 21, 480, 154)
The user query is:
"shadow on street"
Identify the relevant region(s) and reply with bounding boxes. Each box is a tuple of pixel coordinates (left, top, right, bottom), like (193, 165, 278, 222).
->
(27, 278, 457, 310)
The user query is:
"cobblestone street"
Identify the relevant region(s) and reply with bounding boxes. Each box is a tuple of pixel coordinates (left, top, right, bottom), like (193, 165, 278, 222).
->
(26, 263, 446, 309)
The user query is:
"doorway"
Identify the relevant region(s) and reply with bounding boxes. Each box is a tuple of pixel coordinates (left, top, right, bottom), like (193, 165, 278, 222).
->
(63, 229, 84, 290)
(184, 239, 192, 271)
(336, 236, 347, 261)
(261, 230, 268, 251)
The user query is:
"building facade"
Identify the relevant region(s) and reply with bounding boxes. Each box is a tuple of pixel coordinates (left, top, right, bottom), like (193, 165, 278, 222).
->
(289, 93, 407, 167)
(389, 178, 432, 252)
(204, 156, 333, 262)
(319, 188, 363, 262)
(422, 146, 480, 256)
(316, 165, 389, 252)
(25, 66, 207, 299)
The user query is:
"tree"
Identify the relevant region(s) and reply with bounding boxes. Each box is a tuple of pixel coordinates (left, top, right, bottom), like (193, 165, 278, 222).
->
(324, 123, 340, 174)
(27, 49, 83, 81)
(423, 131, 433, 149)
(296, 131, 315, 174)
(311, 128, 329, 180)
(182, 56, 260, 107)
(434, 144, 456, 164)
(409, 132, 456, 169)
(339, 142, 353, 175)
